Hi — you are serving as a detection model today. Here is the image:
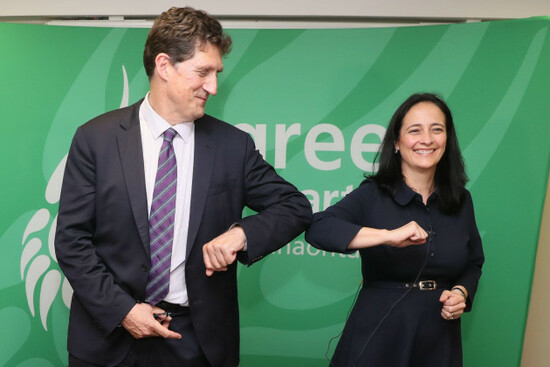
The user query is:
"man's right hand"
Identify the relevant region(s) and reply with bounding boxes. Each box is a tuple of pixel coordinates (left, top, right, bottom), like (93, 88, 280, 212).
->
(121, 303, 182, 339)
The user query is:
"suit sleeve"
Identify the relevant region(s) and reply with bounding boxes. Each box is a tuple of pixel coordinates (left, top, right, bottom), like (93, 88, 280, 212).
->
(237, 135, 312, 265)
(55, 127, 136, 333)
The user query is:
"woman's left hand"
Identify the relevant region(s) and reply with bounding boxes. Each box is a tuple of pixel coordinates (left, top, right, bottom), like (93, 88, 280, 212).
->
(439, 289, 466, 320)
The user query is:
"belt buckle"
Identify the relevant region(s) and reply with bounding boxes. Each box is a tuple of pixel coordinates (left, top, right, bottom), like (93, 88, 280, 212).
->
(418, 280, 436, 290)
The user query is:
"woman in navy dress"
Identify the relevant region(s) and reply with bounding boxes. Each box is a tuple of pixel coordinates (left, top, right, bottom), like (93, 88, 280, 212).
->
(305, 93, 484, 367)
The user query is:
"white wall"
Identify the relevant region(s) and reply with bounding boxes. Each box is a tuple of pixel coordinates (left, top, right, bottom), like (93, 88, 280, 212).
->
(1, 0, 549, 21)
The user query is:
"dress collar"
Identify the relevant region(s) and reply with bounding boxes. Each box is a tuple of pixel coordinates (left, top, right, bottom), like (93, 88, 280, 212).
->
(392, 179, 439, 206)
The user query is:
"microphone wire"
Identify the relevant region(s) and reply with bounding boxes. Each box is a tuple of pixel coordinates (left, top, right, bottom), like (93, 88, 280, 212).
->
(326, 279, 363, 367)
(351, 228, 434, 367)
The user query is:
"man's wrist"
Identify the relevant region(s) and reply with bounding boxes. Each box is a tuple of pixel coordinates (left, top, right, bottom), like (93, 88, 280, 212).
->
(229, 224, 247, 251)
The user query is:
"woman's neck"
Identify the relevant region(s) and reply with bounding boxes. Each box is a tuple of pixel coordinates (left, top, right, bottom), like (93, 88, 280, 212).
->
(402, 167, 436, 204)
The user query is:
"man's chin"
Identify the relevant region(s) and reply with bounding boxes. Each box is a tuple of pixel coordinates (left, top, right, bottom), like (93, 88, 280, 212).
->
(192, 109, 206, 120)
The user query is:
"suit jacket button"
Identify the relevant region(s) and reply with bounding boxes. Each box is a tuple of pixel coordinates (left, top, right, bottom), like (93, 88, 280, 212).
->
(141, 265, 148, 272)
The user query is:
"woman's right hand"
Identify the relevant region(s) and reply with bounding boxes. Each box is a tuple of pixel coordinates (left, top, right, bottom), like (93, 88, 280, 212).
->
(348, 221, 428, 250)
(387, 221, 428, 248)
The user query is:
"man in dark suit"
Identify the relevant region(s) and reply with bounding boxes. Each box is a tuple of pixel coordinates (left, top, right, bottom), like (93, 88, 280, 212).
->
(55, 7, 312, 367)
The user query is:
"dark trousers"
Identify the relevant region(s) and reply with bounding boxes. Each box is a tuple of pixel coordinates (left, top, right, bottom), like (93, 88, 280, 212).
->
(69, 304, 210, 367)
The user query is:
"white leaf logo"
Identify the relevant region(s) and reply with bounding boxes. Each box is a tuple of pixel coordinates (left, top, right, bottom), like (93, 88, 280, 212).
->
(20, 64, 130, 330)
(21, 157, 72, 331)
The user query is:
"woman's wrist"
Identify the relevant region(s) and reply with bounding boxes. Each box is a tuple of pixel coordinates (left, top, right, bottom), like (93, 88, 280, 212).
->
(349, 228, 390, 249)
(451, 286, 467, 300)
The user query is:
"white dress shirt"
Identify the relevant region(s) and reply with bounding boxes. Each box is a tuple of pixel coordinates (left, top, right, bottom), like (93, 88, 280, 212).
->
(139, 93, 194, 306)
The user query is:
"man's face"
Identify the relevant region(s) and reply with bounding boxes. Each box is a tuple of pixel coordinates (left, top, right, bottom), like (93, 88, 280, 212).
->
(165, 43, 223, 122)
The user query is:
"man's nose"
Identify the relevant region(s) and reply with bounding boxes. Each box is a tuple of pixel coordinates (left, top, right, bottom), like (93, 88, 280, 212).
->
(203, 74, 218, 96)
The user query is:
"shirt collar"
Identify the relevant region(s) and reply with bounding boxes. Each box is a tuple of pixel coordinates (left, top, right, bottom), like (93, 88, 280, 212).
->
(142, 93, 194, 143)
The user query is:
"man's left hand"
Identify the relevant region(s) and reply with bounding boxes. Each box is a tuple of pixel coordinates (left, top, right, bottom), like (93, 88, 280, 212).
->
(202, 227, 246, 276)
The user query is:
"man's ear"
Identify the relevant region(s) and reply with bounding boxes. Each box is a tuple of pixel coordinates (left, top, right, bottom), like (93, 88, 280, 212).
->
(154, 53, 172, 82)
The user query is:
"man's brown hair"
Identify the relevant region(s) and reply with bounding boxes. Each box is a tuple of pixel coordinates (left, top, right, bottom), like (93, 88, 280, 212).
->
(143, 7, 232, 79)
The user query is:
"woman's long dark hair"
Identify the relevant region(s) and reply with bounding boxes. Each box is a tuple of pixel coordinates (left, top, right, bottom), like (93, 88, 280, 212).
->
(369, 93, 468, 213)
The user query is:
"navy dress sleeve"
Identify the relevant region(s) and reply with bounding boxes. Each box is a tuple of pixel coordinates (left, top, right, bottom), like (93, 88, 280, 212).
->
(454, 191, 484, 311)
(305, 180, 377, 253)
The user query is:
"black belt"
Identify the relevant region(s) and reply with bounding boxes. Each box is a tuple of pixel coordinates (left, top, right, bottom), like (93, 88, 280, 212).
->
(155, 301, 190, 317)
(367, 280, 451, 291)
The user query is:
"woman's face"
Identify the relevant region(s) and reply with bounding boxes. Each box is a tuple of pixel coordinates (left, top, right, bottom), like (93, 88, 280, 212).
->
(395, 101, 447, 175)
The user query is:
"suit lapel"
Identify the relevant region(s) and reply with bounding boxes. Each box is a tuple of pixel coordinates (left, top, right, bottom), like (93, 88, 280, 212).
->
(186, 117, 215, 257)
(117, 101, 150, 255)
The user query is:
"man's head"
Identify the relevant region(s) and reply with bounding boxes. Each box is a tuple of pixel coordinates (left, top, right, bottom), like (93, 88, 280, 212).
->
(143, 7, 232, 79)
(144, 7, 232, 124)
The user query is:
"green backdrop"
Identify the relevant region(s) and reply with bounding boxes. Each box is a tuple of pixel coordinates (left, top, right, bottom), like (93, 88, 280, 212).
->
(1, 17, 549, 366)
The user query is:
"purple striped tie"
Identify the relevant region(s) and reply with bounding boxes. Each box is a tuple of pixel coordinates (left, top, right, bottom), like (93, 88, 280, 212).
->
(146, 128, 177, 306)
